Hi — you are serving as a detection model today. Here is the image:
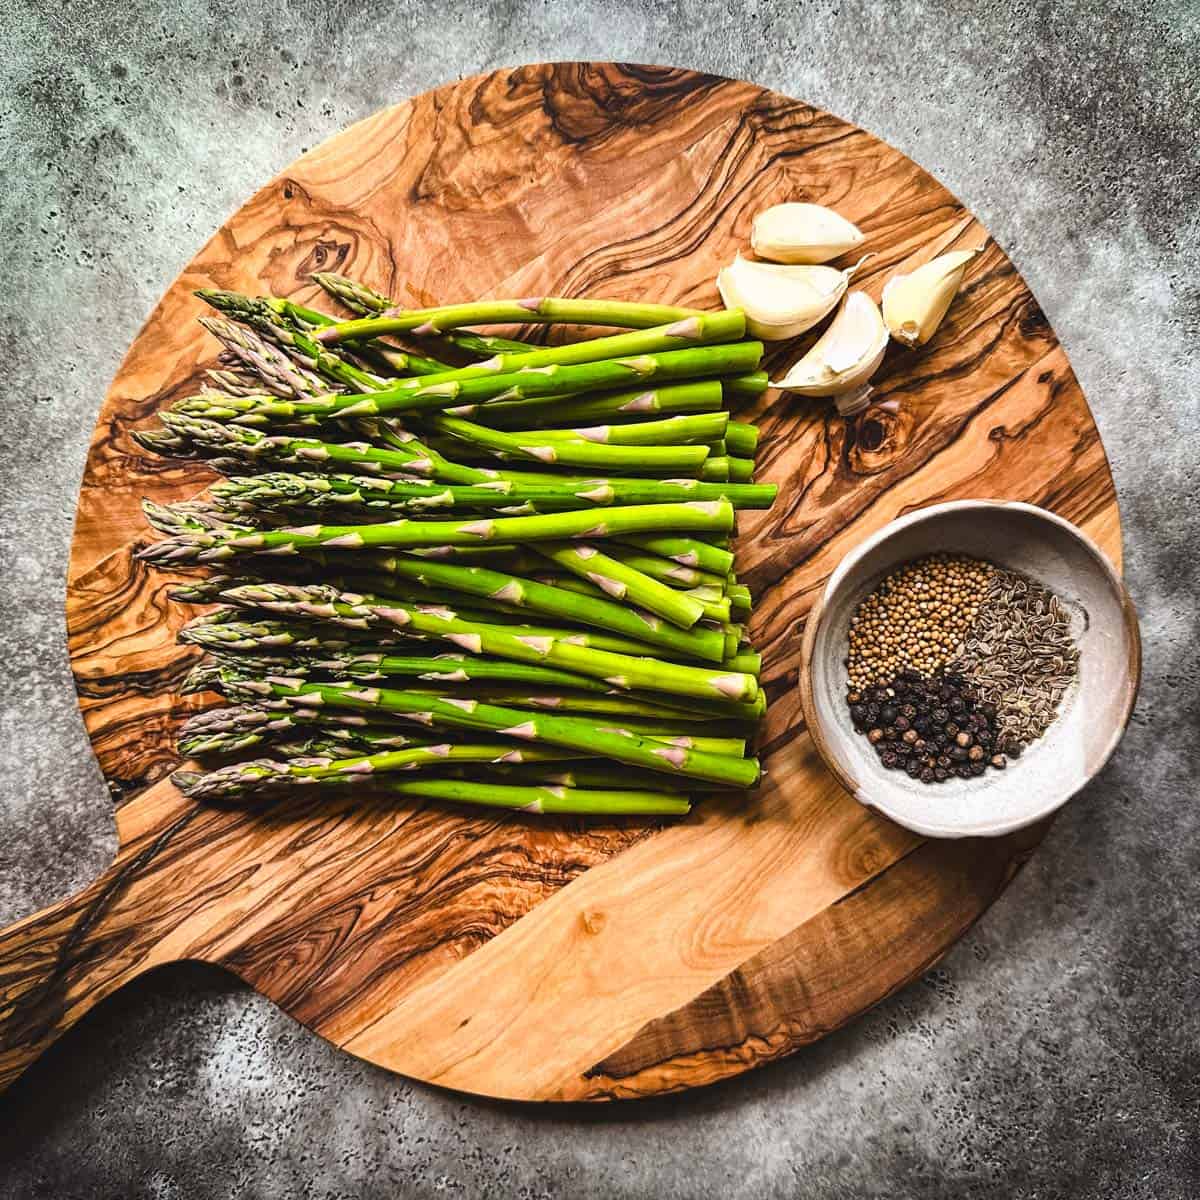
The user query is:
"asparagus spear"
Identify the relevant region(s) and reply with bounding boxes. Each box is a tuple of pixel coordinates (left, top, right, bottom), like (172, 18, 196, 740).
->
(725, 421, 760, 457)
(196, 290, 451, 378)
(137, 499, 735, 565)
(314, 297, 714, 344)
(452, 380, 724, 426)
(197, 670, 759, 787)
(316, 550, 727, 660)
(218, 583, 757, 703)
(198, 318, 328, 399)
(311, 272, 540, 356)
(614, 533, 735, 576)
(532, 542, 705, 630)
(497, 411, 729, 446)
(174, 741, 592, 800)
(424, 413, 712, 472)
(209, 471, 778, 514)
(181, 341, 764, 426)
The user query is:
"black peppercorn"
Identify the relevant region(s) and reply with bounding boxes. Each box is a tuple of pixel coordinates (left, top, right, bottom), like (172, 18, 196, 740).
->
(899, 703, 917, 720)
(882, 726, 898, 740)
(879, 704, 898, 725)
(902, 728, 919, 744)
(905, 759, 921, 777)
(933, 767, 948, 781)
(913, 738, 928, 753)
(936, 754, 951, 769)
(847, 691, 863, 704)
(990, 754, 1007, 769)
(934, 732, 950, 749)
(932, 706, 949, 723)
(955, 764, 973, 779)
(880, 751, 899, 768)
(893, 715, 911, 733)
(913, 716, 931, 734)
(980, 702, 997, 719)
(850, 704, 868, 726)
(869, 687, 889, 703)
(948, 695, 966, 714)
(970, 761, 987, 776)
(968, 745, 985, 762)
(976, 729, 993, 747)
(864, 702, 881, 724)
(939, 685, 955, 702)
(1003, 738, 1023, 758)
(944, 721, 960, 736)
(920, 767, 935, 783)
(949, 745, 969, 762)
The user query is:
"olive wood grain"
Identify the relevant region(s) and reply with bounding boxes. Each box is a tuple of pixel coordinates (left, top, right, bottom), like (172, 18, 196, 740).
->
(0, 63, 1121, 1101)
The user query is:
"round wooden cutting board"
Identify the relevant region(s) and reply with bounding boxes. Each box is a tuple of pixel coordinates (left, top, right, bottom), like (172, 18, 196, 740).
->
(0, 63, 1121, 1102)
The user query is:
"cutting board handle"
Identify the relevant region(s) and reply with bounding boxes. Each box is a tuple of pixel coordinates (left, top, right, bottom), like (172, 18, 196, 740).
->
(0, 836, 174, 1094)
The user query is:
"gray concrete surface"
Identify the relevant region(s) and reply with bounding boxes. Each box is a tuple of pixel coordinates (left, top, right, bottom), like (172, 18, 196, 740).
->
(1, 0, 1197, 1195)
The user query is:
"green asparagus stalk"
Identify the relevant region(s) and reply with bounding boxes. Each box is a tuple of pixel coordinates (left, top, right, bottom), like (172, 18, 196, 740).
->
(181, 340, 764, 427)
(314, 297, 714, 344)
(614, 533, 735, 576)
(424, 413, 711, 472)
(220, 583, 757, 703)
(196, 290, 452, 378)
(532, 542, 705, 630)
(726, 583, 753, 614)
(723, 371, 769, 399)
(453, 381, 724, 426)
(197, 291, 388, 391)
(177, 704, 425, 757)
(346, 776, 696, 815)
(198, 670, 759, 787)
(537, 571, 731, 625)
(318, 550, 727, 660)
(137, 499, 735, 565)
(174, 741, 592, 800)
(311, 272, 540, 355)
(725, 421, 760, 457)
(700, 455, 756, 482)
(498, 411, 728, 446)
(209, 470, 778, 514)
(198, 317, 328, 399)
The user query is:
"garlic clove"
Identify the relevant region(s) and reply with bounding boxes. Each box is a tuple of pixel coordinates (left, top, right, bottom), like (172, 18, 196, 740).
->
(772, 291, 889, 397)
(881, 245, 984, 347)
(751, 202, 866, 264)
(716, 253, 866, 340)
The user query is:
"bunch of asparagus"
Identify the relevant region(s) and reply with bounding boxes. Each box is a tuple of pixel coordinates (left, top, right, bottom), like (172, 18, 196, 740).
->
(134, 274, 777, 817)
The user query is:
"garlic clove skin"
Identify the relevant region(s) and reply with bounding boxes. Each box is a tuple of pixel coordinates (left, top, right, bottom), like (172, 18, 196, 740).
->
(716, 253, 863, 340)
(751, 202, 866, 264)
(772, 291, 889, 397)
(881, 246, 984, 347)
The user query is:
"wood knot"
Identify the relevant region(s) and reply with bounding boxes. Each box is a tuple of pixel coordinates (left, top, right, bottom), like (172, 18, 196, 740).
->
(858, 418, 887, 453)
(580, 909, 607, 936)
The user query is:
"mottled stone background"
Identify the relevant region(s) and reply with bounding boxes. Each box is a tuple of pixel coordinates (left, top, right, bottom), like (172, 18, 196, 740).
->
(0, 0, 1196, 1196)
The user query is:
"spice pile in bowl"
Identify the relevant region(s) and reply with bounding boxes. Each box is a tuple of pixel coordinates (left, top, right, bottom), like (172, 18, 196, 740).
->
(845, 553, 1079, 784)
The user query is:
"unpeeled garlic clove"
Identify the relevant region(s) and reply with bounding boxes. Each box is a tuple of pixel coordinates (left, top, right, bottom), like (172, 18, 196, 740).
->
(716, 253, 868, 340)
(881, 245, 984, 347)
(751, 202, 865, 264)
(772, 291, 889, 397)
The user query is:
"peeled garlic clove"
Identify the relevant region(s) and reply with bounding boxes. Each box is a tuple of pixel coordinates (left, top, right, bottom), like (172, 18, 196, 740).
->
(772, 291, 889, 397)
(751, 202, 866, 264)
(882, 246, 984, 347)
(716, 254, 862, 340)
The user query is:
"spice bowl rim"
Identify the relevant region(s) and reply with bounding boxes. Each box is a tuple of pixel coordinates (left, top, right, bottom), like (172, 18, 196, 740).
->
(797, 499, 1142, 839)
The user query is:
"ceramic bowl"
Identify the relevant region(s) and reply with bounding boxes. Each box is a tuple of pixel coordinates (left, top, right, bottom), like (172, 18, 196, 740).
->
(798, 501, 1141, 838)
